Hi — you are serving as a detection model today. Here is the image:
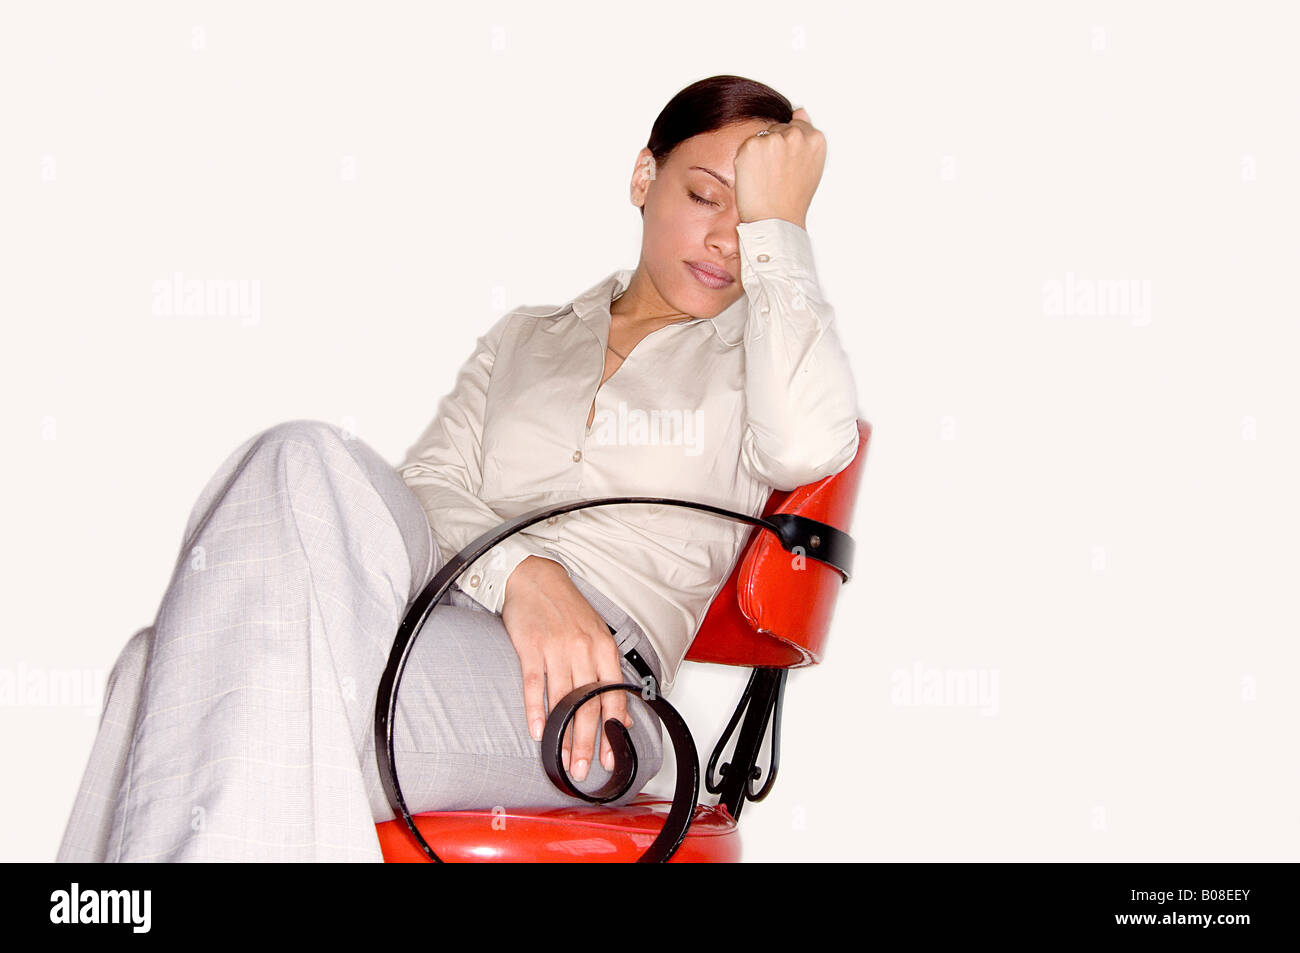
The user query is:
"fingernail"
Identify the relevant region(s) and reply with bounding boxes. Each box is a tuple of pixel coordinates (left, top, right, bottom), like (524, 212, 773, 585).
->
(575, 758, 588, 780)
(602, 750, 613, 771)
(530, 718, 542, 741)
(562, 748, 570, 770)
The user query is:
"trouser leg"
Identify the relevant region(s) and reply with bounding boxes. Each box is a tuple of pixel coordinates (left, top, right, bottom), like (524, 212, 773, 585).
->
(56, 416, 663, 861)
(76, 418, 433, 861)
(54, 625, 154, 862)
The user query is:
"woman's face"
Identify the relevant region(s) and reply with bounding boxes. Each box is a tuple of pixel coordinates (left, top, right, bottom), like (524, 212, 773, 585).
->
(630, 118, 773, 320)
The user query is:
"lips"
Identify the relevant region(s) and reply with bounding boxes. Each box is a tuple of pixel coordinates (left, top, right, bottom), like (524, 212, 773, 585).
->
(686, 261, 735, 289)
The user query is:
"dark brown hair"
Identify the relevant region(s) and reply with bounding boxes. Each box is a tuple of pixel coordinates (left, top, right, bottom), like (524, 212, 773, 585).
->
(640, 74, 793, 216)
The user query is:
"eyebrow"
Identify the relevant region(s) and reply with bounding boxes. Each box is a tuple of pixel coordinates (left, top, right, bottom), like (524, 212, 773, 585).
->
(688, 165, 733, 190)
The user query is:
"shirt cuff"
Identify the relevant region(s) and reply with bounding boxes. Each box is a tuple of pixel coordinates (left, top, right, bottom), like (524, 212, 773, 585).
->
(737, 217, 818, 284)
(456, 533, 559, 614)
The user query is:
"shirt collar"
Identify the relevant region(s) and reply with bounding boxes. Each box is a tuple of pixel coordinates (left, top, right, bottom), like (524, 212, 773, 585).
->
(564, 268, 748, 347)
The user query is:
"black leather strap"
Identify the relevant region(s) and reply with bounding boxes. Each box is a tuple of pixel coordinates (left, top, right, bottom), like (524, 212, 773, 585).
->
(607, 620, 658, 690)
(622, 647, 656, 688)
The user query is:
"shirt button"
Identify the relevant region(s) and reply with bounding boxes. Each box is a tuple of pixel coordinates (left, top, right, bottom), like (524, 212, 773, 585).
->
(757, 253, 770, 263)
(572, 450, 582, 462)
(468, 573, 481, 587)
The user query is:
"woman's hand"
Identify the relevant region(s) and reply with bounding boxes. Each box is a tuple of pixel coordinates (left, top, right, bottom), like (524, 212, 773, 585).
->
(733, 106, 825, 230)
(500, 555, 634, 781)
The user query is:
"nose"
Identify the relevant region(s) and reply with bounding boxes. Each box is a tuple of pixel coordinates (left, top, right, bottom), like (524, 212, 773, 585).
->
(706, 216, 740, 263)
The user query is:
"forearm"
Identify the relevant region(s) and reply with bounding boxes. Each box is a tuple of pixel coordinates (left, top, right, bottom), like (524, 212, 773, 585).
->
(736, 218, 861, 490)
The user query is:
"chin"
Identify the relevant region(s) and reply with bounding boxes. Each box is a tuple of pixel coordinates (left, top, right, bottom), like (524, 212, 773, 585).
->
(674, 278, 743, 319)
(693, 287, 743, 318)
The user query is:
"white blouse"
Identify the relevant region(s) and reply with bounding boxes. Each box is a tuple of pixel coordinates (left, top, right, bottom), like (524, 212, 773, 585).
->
(398, 217, 860, 694)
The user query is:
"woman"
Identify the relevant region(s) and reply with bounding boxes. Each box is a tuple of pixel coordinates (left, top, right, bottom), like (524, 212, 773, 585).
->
(55, 74, 860, 862)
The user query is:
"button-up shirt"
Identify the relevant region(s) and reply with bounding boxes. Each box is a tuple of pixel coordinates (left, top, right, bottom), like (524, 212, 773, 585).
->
(398, 217, 860, 694)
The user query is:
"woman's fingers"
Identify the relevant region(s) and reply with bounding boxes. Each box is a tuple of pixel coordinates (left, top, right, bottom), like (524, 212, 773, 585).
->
(597, 641, 630, 772)
(567, 646, 600, 781)
(519, 650, 547, 743)
(546, 662, 574, 771)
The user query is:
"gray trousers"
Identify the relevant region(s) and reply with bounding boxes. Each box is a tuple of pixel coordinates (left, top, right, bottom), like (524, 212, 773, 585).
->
(55, 419, 665, 862)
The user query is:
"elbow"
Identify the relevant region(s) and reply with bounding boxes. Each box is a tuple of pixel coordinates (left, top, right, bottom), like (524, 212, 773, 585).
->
(741, 423, 859, 491)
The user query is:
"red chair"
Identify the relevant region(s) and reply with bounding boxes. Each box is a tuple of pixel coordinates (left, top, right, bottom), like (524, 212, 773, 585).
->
(374, 419, 872, 862)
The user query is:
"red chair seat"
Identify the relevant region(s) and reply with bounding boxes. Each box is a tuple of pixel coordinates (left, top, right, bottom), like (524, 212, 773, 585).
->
(375, 792, 740, 863)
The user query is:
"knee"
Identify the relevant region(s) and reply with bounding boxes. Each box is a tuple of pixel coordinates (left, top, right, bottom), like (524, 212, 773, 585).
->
(109, 626, 154, 681)
(99, 626, 154, 718)
(121, 624, 154, 660)
(255, 418, 348, 449)
(247, 417, 433, 594)
(243, 419, 357, 477)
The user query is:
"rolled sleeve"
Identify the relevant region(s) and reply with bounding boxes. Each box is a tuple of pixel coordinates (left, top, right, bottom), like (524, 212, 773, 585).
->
(735, 218, 860, 490)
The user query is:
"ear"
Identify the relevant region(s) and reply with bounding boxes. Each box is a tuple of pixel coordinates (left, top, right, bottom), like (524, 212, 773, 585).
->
(630, 148, 656, 210)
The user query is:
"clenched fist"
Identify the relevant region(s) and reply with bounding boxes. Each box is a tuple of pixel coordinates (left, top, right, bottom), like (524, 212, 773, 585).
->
(733, 107, 826, 230)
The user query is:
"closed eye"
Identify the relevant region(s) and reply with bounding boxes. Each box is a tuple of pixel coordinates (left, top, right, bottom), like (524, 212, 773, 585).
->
(688, 190, 718, 207)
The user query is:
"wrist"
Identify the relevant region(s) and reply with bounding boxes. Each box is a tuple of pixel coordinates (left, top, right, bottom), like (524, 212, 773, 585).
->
(741, 210, 807, 230)
(504, 553, 564, 602)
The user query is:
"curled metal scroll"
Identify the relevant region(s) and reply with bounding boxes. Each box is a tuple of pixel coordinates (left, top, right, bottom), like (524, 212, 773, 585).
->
(540, 679, 702, 863)
(374, 496, 853, 863)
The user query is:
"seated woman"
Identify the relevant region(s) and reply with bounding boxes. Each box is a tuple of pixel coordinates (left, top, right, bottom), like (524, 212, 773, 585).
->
(55, 74, 860, 862)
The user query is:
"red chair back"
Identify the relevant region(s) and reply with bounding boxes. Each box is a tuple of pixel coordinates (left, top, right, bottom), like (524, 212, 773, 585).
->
(685, 420, 871, 669)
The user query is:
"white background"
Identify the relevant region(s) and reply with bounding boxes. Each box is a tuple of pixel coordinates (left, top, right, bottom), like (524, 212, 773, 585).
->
(2, 1, 1297, 861)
